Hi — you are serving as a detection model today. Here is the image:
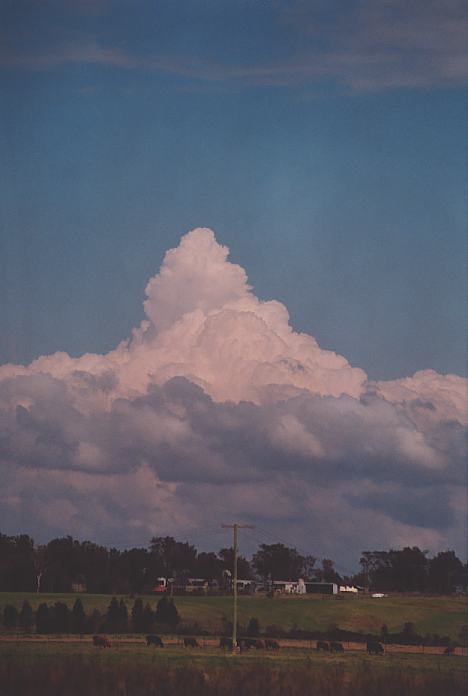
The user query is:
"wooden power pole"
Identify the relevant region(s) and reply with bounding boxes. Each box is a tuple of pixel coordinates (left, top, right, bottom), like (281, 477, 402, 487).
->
(221, 523, 254, 652)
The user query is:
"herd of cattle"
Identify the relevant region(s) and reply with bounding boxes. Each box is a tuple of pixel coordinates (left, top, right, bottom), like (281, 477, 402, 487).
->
(92, 635, 400, 655)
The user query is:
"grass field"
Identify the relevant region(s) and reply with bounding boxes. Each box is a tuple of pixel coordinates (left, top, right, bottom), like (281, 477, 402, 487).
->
(1, 592, 467, 640)
(0, 639, 466, 696)
(1, 638, 467, 672)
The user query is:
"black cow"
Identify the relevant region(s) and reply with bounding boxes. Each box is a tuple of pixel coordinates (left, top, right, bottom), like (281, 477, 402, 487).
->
(366, 641, 384, 655)
(184, 637, 199, 648)
(92, 635, 112, 648)
(316, 640, 330, 652)
(219, 637, 233, 650)
(146, 634, 164, 647)
(330, 641, 344, 653)
(264, 639, 280, 651)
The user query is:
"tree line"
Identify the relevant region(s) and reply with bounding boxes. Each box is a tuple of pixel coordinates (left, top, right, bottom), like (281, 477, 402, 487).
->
(0, 532, 465, 594)
(2, 595, 181, 634)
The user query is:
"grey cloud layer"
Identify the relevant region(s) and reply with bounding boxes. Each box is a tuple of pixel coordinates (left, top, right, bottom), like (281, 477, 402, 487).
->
(0, 228, 466, 565)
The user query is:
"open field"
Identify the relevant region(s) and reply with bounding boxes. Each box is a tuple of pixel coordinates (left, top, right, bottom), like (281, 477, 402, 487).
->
(0, 639, 466, 696)
(1, 634, 467, 657)
(1, 592, 467, 640)
(1, 637, 467, 670)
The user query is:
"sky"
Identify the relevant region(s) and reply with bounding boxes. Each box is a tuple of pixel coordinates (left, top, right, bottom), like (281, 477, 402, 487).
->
(0, 1, 466, 570)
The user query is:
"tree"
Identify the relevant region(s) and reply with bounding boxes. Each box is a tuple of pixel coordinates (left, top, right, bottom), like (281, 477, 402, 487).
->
(131, 598, 145, 633)
(3, 605, 18, 630)
(155, 596, 180, 628)
(19, 601, 33, 632)
(318, 559, 341, 584)
(86, 609, 102, 634)
(119, 599, 129, 632)
(195, 552, 222, 580)
(218, 548, 251, 580)
(116, 548, 149, 594)
(36, 603, 51, 634)
(428, 551, 463, 594)
(252, 543, 305, 581)
(360, 548, 428, 592)
(142, 603, 155, 633)
(0, 534, 36, 591)
(104, 597, 121, 633)
(71, 598, 87, 634)
(52, 602, 70, 633)
(149, 537, 197, 578)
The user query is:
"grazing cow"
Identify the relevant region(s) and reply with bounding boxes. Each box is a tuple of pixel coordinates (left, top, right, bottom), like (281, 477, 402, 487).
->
(316, 640, 330, 652)
(184, 637, 199, 648)
(92, 635, 112, 648)
(146, 634, 164, 647)
(443, 646, 455, 655)
(219, 637, 233, 650)
(366, 641, 384, 655)
(330, 641, 344, 653)
(264, 639, 280, 651)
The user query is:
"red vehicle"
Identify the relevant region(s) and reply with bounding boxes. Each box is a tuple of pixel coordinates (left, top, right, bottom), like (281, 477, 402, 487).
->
(152, 577, 168, 593)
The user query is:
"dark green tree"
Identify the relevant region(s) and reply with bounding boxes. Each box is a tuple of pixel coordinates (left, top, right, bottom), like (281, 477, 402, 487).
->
(195, 552, 222, 580)
(252, 543, 305, 581)
(0, 534, 36, 591)
(155, 596, 180, 628)
(36, 603, 51, 634)
(149, 537, 197, 578)
(86, 609, 102, 634)
(71, 598, 87, 634)
(3, 605, 18, 629)
(428, 551, 463, 594)
(19, 601, 34, 631)
(104, 597, 120, 633)
(218, 548, 251, 579)
(118, 599, 129, 633)
(318, 558, 342, 584)
(142, 603, 155, 633)
(131, 598, 145, 633)
(52, 602, 70, 633)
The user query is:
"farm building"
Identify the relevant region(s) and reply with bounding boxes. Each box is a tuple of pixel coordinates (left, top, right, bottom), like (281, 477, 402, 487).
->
(304, 582, 338, 595)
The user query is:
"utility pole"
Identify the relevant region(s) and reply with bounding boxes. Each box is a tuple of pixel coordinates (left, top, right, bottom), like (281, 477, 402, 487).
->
(221, 523, 254, 652)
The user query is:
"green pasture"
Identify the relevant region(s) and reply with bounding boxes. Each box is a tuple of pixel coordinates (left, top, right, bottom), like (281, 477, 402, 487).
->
(1, 592, 467, 641)
(0, 639, 467, 677)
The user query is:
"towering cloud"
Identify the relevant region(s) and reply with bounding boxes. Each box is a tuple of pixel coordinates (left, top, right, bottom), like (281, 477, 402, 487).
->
(0, 228, 466, 565)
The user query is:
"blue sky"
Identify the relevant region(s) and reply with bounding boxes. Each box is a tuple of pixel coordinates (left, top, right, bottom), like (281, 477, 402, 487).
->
(0, 1, 467, 562)
(1, 0, 466, 379)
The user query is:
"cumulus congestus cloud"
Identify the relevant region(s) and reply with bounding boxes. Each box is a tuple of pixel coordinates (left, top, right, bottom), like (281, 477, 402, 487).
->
(0, 228, 466, 565)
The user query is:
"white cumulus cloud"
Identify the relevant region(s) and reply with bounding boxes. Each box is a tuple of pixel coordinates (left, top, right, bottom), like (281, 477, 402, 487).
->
(0, 228, 466, 566)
